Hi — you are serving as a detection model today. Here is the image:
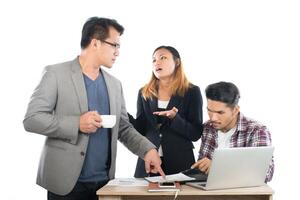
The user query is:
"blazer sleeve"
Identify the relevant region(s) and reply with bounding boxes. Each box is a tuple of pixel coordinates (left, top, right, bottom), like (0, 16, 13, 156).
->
(128, 89, 147, 135)
(169, 86, 203, 141)
(23, 66, 80, 144)
(135, 90, 148, 135)
(118, 86, 155, 158)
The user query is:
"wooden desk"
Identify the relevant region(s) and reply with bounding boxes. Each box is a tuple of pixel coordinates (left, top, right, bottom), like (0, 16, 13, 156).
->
(97, 184, 273, 200)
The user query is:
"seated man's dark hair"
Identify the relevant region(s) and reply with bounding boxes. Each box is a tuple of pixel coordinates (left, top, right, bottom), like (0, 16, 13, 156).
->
(205, 81, 240, 108)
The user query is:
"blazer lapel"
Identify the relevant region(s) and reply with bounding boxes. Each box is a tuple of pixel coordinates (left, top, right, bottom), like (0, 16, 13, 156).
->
(149, 97, 158, 114)
(71, 58, 88, 113)
(166, 94, 183, 111)
(147, 97, 158, 126)
(101, 69, 116, 115)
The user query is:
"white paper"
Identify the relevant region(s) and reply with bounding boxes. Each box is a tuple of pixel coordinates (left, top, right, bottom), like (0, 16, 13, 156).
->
(107, 178, 149, 186)
(145, 172, 195, 183)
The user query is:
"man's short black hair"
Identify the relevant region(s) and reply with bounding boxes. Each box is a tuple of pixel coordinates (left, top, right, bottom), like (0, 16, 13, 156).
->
(205, 81, 240, 108)
(80, 17, 124, 49)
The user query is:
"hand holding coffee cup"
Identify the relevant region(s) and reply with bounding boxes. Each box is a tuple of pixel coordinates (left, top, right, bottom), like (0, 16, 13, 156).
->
(101, 115, 116, 128)
(79, 111, 101, 133)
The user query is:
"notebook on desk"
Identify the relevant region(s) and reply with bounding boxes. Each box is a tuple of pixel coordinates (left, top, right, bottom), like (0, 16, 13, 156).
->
(186, 146, 274, 190)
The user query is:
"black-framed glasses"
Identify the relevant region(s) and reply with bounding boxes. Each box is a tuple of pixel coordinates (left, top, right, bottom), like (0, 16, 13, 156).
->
(101, 40, 120, 49)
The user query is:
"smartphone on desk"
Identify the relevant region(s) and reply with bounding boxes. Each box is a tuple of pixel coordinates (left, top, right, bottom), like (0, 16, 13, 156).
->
(158, 182, 176, 188)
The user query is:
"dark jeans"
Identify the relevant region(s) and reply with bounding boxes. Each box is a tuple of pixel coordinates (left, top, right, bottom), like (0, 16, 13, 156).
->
(48, 180, 108, 200)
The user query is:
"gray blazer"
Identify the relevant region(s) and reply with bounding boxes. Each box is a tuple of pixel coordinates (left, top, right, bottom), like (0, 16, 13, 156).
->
(23, 58, 155, 195)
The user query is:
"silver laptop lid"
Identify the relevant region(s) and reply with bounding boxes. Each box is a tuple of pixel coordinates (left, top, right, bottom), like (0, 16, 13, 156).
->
(205, 146, 274, 190)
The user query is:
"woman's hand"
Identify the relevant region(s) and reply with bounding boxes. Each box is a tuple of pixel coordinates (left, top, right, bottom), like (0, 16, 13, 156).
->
(153, 107, 178, 119)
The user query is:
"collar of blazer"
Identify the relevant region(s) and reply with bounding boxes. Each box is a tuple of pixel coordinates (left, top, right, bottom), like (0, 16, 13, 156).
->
(70, 57, 117, 116)
(71, 58, 88, 113)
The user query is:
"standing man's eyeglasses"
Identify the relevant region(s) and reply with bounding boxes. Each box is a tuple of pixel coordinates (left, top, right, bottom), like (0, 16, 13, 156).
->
(101, 40, 120, 49)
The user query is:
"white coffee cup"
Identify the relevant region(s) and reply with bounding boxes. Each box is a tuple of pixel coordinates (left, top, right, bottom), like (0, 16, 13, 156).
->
(101, 115, 116, 128)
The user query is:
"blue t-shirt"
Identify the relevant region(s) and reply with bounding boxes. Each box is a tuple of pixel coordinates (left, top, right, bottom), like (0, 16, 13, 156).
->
(78, 73, 110, 182)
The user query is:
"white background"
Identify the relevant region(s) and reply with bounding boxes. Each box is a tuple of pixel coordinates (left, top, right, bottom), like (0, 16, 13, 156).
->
(0, 0, 299, 199)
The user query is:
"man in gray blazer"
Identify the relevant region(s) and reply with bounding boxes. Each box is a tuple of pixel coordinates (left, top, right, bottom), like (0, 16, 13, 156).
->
(23, 17, 164, 200)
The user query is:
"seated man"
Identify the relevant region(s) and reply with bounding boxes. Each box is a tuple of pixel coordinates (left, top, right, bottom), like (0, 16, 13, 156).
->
(192, 81, 274, 182)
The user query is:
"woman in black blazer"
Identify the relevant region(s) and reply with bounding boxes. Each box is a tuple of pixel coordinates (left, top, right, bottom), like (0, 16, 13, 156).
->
(129, 46, 203, 177)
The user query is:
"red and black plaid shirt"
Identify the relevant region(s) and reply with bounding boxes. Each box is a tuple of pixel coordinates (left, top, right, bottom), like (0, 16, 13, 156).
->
(198, 113, 274, 182)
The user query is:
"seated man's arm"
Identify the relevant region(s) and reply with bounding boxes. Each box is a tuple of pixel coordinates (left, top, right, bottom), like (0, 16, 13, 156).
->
(249, 125, 274, 182)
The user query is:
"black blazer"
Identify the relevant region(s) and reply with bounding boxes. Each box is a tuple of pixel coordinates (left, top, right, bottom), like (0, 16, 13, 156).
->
(129, 84, 203, 177)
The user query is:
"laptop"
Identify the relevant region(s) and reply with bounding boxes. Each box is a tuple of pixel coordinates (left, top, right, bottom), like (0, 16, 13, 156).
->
(186, 146, 274, 190)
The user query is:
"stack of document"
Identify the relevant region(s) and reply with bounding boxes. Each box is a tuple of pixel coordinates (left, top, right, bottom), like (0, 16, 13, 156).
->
(107, 178, 148, 186)
(145, 168, 207, 183)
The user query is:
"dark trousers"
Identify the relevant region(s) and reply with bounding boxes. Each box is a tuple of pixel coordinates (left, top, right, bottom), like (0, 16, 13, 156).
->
(48, 180, 108, 200)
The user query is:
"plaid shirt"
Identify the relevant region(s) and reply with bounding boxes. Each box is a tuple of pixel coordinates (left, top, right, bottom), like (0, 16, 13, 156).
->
(198, 113, 274, 182)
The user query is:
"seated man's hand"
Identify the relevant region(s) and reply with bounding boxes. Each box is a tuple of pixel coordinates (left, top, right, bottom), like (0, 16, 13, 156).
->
(191, 157, 211, 174)
(144, 149, 165, 178)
